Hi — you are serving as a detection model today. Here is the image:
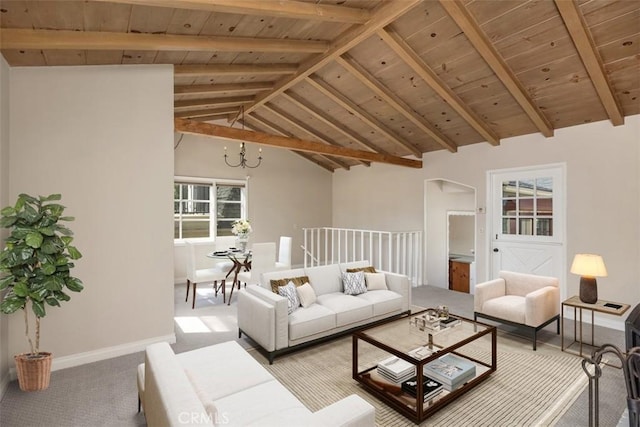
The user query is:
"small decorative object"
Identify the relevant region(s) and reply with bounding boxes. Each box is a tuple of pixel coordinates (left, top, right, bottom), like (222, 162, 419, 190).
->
(231, 219, 252, 252)
(570, 253, 607, 304)
(437, 305, 449, 320)
(0, 194, 84, 391)
(410, 309, 441, 333)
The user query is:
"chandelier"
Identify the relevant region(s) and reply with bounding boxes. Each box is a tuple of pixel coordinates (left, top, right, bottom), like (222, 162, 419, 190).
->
(224, 106, 263, 169)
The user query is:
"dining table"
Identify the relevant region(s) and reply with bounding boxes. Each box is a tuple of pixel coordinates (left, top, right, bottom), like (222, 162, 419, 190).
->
(207, 249, 251, 305)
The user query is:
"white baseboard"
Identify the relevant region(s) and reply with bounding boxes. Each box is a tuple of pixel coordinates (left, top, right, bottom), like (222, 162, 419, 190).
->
(8, 333, 176, 381)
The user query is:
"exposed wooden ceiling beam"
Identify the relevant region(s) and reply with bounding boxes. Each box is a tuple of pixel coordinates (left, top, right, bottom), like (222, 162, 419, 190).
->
(174, 64, 298, 77)
(175, 119, 422, 168)
(282, 91, 388, 155)
(192, 114, 231, 122)
(306, 75, 422, 158)
(174, 96, 254, 110)
(174, 82, 274, 96)
(439, 0, 555, 137)
(336, 55, 458, 153)
(91, 0, 371, 24)
(0, 29, 327, 53)
(378, 28, 500, 146)
(175, 107, 239, 119)
(246, 114, 344, 172)
(554, 0, 624, 126)
(243, 0, 422, 115)
(262, 104, 359, 169)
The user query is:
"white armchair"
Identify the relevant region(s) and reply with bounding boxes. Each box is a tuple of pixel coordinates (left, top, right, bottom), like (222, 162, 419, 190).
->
(474, 270, 560, 350)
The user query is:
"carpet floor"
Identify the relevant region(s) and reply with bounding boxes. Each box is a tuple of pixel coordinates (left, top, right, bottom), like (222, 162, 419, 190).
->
(0, 283, 628, 426)
(250, 331, 588, 426)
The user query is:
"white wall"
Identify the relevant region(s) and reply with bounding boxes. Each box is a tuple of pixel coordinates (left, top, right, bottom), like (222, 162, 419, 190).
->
(0, 56, 10, 397)
(7, 65, 175, 369)
(174, 134, 333, 282)
(334, 116, 640, 326)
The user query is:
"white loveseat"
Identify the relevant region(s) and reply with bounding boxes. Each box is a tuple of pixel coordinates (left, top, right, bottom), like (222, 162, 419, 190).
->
(474, 270, 560, 350)
(138, 341, 375, 426)
(237, 261, 411, 363)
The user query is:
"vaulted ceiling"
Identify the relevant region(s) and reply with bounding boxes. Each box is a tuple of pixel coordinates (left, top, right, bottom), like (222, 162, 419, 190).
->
(1, 0, 638, 171)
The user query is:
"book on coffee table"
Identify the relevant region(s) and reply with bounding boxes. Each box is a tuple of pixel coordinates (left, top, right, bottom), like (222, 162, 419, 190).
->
(402, 375, 444, 402)
(377, 356, 415, 383)
(424, 354, 476, 391)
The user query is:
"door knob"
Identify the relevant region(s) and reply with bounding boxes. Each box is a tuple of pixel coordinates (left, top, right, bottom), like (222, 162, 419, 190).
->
(493, 248, 499, 252)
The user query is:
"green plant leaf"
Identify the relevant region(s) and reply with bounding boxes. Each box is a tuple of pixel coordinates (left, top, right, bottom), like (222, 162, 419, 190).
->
(25, 232, 44, 248)
(54, 224, 73, 236)
(17, 194, 38, 206)
(18, 204, 40, 223)
(41, 237, 62, 254)
(0, 215, 17, 228)
(67, 246, 82, 260)
(40, 194, 61, 202)
(31, 300, 45, 318)
(38, 226, 56, 236)
(43, 275, 64, 291)
(0, 275, 14, 290)
(0, 295, 26, 314)
(45, 297, 60, 307)
(41, 263, 56, 275)
(59, 216, 75, 221)
(61, 236, 73, 245)
(66, 277, 84, 292)
(46, 206, 65, 218)
(1, 206, 16, 216)
(54, 291, 71, 302)
(13, 281, 30, 297)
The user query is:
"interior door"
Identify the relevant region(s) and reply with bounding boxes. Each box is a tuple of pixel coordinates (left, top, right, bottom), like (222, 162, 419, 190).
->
(489, 164, 566, 294)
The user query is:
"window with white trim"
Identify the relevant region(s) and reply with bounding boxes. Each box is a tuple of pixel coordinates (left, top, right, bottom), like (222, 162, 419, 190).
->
(174, 178, 246, 239)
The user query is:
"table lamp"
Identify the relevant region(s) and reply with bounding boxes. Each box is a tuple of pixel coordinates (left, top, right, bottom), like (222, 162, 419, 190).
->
(570, 254, 607, 304)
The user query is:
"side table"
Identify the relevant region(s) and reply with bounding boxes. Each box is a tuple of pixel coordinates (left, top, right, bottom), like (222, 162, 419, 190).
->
(561, 295, 630, 357)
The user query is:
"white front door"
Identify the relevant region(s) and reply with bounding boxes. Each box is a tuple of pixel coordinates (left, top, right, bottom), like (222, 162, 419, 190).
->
(489, 164, 566, 297)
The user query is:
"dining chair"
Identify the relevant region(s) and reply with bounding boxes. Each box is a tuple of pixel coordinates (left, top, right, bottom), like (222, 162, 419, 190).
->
(213, 235, 236, 272)
(275, 236, 292, 270)
(231, 242, 277, 305)
(185, 241, 228, 309)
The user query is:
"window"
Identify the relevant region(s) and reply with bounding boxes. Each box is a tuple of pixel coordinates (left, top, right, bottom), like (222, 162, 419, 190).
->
(174, 178, 246, 239)
(501, 177, 553, 237)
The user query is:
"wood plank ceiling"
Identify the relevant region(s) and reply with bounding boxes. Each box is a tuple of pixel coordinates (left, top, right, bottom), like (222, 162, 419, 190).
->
(1, 0, 638, 171)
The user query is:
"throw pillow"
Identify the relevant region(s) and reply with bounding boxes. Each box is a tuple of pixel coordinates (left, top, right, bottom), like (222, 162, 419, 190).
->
(346, 266, 377, 274)
(278, 281, 301, 314)
(270, 276, 310, 294)
(365, 272, 388, 290)
(296, 282, 317, 308)
(342, 271, 367, 295)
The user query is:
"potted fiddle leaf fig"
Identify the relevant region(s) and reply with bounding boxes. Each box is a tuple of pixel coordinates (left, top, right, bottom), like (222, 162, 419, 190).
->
(0, 193, 83, 391)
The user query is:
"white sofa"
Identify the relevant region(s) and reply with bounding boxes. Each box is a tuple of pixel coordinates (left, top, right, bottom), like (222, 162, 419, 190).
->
(474, 270, 560, 350)
(237, 261, 411, 363)
(138, 341, 375, 426)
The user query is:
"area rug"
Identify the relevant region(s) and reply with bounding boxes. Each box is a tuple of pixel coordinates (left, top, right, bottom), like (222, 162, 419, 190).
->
(248, 334, 588, 426)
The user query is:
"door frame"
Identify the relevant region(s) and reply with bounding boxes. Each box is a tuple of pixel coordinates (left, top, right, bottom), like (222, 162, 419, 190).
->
(486, 163, 567, 299)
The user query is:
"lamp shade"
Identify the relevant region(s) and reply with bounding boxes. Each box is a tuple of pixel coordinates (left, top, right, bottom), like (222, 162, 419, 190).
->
(570, 254, 608, 278)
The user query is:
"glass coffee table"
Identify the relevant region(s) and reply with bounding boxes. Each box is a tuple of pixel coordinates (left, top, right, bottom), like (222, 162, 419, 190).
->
(352, 309, 496, 423)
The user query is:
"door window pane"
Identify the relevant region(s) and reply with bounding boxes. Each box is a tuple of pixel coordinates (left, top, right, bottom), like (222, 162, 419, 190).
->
(501, 177, 554, 237)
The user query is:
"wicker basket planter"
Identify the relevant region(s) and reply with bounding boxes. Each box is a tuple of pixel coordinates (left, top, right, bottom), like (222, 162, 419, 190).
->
(14, 352, 52, 391)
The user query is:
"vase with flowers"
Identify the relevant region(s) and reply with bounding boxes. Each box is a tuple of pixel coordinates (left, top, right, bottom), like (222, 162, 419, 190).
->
(231, 219, 252, 252)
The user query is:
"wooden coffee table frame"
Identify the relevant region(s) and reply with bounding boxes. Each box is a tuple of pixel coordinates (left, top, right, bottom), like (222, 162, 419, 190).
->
(352, 311, 497, 424)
